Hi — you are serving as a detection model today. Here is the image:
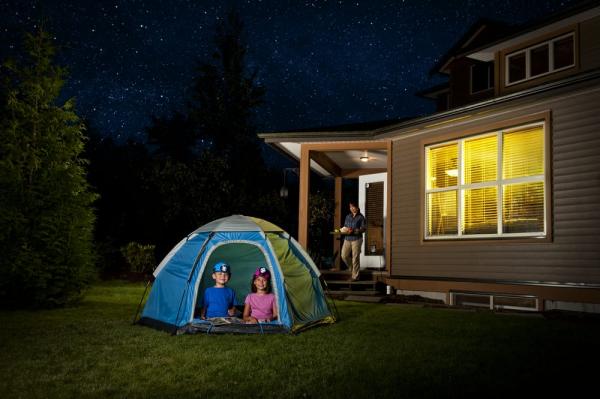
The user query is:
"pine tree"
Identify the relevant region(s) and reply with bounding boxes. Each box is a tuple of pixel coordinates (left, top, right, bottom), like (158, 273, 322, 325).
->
(0, 29, 97, 307)
(188, 10, 268, 215)
(190, 10, 265, 159)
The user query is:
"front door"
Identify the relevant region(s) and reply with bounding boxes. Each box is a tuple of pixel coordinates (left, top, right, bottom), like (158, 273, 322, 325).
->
(358, 172, 387, 270)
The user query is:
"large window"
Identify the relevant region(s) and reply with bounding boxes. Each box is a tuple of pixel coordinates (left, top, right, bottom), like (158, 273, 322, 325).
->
(425, 123, 546, 239)
(506, 33, 574, 86)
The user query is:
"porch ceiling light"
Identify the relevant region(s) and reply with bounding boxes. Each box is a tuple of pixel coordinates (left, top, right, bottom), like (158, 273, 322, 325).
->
(360, 150, 369, 162)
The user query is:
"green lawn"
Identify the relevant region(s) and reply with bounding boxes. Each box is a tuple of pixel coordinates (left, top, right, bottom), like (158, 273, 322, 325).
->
(1, 281, 598, 398)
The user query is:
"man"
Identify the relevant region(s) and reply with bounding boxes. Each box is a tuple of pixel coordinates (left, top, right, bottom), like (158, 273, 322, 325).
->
(341, 201, 366, 281)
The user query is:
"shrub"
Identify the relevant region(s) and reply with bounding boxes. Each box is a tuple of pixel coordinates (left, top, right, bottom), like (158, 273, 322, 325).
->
(120, 242, 156, 274)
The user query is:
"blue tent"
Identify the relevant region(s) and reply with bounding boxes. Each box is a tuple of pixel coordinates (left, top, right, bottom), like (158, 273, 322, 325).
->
(138, 215, 335, 334)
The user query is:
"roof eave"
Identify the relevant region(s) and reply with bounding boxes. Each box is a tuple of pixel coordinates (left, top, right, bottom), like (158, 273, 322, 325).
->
(373, 69, 600, 138)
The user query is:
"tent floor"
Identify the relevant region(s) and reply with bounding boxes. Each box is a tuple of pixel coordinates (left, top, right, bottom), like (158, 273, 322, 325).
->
(181, 319, 289, 335)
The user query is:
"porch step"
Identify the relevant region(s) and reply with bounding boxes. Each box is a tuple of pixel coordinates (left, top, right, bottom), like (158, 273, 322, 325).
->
(320, 269, 387, 283)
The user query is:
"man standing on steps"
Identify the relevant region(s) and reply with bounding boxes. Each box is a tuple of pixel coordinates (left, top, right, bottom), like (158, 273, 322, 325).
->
(341, 201, 366, 281)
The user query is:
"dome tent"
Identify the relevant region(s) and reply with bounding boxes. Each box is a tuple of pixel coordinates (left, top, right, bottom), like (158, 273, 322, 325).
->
(137, 215, 336, 334)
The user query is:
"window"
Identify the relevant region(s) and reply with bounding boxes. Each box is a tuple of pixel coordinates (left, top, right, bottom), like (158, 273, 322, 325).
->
(505, 33, 574, 85)
(425, 123, 546, 239)
(365, 182, 384, 255)
(470, 61, 494, 93)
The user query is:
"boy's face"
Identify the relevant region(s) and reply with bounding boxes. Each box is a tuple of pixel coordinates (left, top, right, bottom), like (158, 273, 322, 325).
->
(212, 272, 230, 287)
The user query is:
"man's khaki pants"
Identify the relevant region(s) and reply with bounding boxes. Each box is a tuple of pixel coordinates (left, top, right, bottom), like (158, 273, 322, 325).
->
(341, 238, 362, 280)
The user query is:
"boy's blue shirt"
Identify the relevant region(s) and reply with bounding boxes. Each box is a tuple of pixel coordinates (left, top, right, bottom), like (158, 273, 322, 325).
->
(203, 286, 237, 317)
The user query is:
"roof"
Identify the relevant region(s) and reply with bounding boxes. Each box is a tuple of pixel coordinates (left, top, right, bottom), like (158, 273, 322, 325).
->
(258, 116, 413, 141)
(431, 1, 600, 76)
(431, 18, 513, 76)
(415, 82, 450, 99)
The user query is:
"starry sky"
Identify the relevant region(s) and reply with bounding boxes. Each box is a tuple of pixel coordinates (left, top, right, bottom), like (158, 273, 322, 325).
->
(1, 0, 579, 142)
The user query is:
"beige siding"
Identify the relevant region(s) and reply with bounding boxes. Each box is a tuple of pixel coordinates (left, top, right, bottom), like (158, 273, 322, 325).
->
(390, 83, 600, 285)
(580, 15, 600, 71)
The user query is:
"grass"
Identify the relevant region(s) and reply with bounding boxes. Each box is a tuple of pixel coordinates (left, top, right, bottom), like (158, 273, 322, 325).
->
(1, 281, 599, 398)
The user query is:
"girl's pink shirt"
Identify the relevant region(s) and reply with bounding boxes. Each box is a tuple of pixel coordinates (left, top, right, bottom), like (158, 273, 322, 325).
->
(244, 293, 275, 320)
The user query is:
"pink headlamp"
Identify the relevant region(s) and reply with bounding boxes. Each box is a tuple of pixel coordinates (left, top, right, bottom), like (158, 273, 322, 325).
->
(253, 267, 270, 280)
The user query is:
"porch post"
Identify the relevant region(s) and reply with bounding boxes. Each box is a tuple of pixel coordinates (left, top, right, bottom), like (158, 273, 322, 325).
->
(333, 176, 342, 269)
(385, 140, 392, 273)
(298, 145, 310, 248)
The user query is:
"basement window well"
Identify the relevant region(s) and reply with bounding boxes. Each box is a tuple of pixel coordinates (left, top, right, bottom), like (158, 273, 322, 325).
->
(451, 292, 539, 312)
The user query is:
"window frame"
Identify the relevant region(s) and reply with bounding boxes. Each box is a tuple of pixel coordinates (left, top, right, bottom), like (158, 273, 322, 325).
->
(424, 121, 548, 241)
(470, 62, 494, 94)
(505, 32, 575, 86)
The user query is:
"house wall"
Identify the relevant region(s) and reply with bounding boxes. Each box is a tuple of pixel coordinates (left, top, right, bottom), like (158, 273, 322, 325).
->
(388, 79, 600, 301)
(580, 15, 600, 71)
(448, 58, 495, 108)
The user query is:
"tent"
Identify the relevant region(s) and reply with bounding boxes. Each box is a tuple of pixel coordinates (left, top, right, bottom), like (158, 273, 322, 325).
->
(137, 215, 336, 334)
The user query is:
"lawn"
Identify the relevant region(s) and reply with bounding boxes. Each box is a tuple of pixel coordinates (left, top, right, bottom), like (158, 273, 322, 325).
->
(1, 281, 598, 398)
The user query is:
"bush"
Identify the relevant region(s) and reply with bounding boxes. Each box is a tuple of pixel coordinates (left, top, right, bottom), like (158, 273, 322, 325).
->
(120, 242, 156, 274)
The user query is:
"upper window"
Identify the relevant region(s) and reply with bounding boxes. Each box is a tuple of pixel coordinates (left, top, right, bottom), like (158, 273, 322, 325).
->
(506, 33, 574, 86)
(470, 62, 494, 94)
(425, 123, 546, 240)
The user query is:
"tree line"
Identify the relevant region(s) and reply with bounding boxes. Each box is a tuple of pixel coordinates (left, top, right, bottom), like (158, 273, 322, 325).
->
(0, 12, 298, 308)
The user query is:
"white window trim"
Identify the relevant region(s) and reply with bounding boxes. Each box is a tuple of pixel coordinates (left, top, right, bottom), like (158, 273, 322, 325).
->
(424, 122, 547, 240)
(505, 32, 574, 86)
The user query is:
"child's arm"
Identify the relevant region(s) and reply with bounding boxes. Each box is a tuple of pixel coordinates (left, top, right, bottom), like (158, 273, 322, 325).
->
(243, 303, 257, 324)
(272, 298, 278, 321)
(228, 289, 237, 316)
(200, 290, 209, 319)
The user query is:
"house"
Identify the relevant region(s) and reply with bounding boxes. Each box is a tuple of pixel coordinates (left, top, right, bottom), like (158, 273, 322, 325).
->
(259, 2, 600, 313)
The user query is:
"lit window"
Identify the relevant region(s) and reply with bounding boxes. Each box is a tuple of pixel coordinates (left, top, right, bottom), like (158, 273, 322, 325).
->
(425, 124, 546, 239)
(506, 33, 574, 85)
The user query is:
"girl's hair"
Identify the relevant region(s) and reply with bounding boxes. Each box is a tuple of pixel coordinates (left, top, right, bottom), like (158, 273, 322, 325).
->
(250, 275, 272, 293)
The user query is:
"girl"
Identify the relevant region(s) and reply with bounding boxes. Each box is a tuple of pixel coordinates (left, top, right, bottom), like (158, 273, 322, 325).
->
(243, 267, 278, 324)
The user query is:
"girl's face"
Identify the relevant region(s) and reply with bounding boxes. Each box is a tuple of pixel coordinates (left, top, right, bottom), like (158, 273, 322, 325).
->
(254, 276, 268, 291)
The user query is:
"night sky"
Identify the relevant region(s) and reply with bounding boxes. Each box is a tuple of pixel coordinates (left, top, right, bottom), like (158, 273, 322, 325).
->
(1, 0, 578, 142)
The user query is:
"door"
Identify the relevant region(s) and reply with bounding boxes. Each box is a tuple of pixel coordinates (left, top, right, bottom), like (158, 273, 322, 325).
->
(358, 172, 387, 270)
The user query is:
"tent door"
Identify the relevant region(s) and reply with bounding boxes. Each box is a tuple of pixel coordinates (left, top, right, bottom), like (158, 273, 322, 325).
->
(358, 173, 386, 270)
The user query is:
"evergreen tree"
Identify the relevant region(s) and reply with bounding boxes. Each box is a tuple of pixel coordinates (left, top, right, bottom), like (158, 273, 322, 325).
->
(189, 10, 269, 215)
(0, 29, 97, 307)
(190, 10, 265, 158)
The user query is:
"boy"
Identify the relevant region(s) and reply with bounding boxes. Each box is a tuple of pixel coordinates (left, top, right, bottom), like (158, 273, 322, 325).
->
(200, 262, 237, 319)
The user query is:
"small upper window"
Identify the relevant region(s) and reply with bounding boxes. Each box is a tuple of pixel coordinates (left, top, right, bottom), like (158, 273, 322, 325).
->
(530, 44, 549, 77)
(506, 33, 574, 86)
(471, 62, 494, 94)
(554, 35, 574, 69)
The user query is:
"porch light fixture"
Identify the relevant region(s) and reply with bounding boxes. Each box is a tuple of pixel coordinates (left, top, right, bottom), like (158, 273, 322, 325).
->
(280, 167, 298, 198)
(360, 150, 369, 162)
